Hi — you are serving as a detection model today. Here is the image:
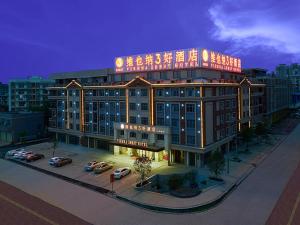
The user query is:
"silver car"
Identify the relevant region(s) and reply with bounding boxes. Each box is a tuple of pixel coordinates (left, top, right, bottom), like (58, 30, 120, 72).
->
(113, 167, 131, 179)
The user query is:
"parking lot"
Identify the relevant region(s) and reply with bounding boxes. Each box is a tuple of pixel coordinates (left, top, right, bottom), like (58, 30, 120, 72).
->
(5, 142, 186, 195)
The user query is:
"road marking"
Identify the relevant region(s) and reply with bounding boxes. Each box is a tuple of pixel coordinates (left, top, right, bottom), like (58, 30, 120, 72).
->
(287, 192, 300, 225)
(0, 193, 59, 225)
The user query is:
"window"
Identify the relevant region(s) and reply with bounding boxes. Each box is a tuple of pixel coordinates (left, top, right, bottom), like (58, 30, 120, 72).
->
(119, 89, 125, 96)
(141, 103, 148, 111)
(76, 113, 80, 119)
(109, 90, 114, 96)
(173, 71, 181, 79)
(141, 117, 148, 125)
(93, 90, 97, 96)
(130, 132, 136, 138)
(186, 88, 194, 97)
(130, 116, 136, 124)
(187, 135, 195, 145)
(186, 119, 195, 128)
(160, 72, 168, 80)
(171, 118, 179, 127)
(171, 88, 179, 96)
(172, 134, 179, 144)
(157, 134, 164, 141)
(129, 103, 136, 110)
(129, 89, 136, 96)
(141, 89, 148, 97)
(186, 104, 195, 113)
(157, 103, 164, 112)
(76, 102, 79, 108)
(142, 133, 148, 139)
(157, 117, 164, 125)
(99, 90, 105, 96)
(171, 104, 179, 113)
(156, 89, 163, 96)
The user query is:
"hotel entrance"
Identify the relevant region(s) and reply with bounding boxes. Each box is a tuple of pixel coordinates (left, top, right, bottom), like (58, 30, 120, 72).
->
(112, 145, 166, 162)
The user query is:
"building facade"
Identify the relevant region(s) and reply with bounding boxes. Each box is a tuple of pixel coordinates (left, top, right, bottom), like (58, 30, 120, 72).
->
(244, 68, 290, 123)
(276, 63, 300, 108)
(8, 76, 54, 112)
(0, 82, 8, 111)
(0, 112, 45, 144)
(47, 48, 265, 167)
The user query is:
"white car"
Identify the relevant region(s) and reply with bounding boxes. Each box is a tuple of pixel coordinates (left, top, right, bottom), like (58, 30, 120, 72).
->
(6, 148, 25, 156)
(13, 151, 33, 160)
(113, 167, 131, 179)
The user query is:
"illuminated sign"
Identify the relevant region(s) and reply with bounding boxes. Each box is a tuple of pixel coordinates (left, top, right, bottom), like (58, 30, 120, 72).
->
(116, 139, 148, 148)
(119, 123, 165, 134)
(200, 49, 241, 73)
(115, 48, 241, 73)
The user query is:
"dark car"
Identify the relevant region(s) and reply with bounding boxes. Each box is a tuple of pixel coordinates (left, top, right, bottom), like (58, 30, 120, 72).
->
(49, 157, 72, 167)
(26, 153, 45, 162)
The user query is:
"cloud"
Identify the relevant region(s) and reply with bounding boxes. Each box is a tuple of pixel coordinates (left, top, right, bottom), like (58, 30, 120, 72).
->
(208, 0, 300, 58)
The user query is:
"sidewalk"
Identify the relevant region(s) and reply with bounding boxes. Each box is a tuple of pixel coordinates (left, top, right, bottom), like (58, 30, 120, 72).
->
(117, 134, 287, 209)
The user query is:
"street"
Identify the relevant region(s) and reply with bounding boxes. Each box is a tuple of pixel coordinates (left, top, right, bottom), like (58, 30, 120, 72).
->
(0, 124, 300, 225)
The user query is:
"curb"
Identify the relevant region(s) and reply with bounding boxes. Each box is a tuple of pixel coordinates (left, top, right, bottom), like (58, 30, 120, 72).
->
(4, 131, 290, 214)
(6, 158, 112, 195)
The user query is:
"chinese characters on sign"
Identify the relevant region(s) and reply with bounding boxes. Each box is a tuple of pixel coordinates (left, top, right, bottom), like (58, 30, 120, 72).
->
(115, 48, 241, 73)
(115, 48, 201, 73)
(200, 49, 241, 73)
(120, 123, 165, 134)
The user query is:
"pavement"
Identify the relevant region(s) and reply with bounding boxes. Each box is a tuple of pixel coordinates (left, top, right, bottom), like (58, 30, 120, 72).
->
(265, 156, 300, 225)
(0, 180, 90, 225)
(1, 122, 300, 225)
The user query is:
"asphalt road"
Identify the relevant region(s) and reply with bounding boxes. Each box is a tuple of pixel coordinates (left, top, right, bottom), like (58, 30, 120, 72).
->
(0, 125, 300, 225)
(0, 181, 90, 225)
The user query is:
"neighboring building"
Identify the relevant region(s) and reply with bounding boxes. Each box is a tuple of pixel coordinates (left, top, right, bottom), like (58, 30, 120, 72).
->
(244, 68, 290, 123)
(0, 82, 8, 111)
(276, 63, 300, 108)
(47, 48, 265, 167)
(8, 76, 55, 112)
(0, 112, 45, 144)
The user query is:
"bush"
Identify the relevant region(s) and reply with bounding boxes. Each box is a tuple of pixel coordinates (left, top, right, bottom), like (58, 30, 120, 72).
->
(185, 170, 198, 188)
(168, 174, 183, 191)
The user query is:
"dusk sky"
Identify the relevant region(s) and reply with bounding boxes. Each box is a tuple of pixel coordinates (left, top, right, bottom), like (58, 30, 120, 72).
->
(0, 0, 299, 83)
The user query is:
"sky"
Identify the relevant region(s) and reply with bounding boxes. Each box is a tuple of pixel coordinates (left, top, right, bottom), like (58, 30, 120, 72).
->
(0, 0, 299, 83)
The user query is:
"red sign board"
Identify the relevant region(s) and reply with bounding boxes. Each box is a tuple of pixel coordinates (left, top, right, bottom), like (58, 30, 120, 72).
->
(110, 174, 114, 183)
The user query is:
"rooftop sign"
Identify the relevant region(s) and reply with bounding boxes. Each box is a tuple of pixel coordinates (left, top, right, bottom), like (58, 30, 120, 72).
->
(115, 48, 241, 74)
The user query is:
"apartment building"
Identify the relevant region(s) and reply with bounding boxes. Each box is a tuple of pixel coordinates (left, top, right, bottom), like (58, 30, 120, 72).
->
(8, 76, 54, 112)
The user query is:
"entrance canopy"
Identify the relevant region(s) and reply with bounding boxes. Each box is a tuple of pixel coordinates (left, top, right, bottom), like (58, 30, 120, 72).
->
(111, 141, 164, 152)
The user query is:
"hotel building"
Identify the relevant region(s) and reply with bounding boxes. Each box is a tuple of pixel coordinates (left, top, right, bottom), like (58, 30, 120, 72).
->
(47, 48, 265, 167)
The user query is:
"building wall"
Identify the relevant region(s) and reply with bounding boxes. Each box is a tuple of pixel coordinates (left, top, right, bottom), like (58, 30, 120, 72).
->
(8, 76, 54, 112)
(0, 112, 45, 143)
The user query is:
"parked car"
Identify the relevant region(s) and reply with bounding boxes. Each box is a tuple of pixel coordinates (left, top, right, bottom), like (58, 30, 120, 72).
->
(231, 156, 242, 162)
(49, 157, 72, 167)
(84, 161, 104, 171)
(6, 148, 25, 157)
(94, 163, 113, 174)
(13, 151, 33, 160)
(26, 153, 45, 162)
(113, 167, 131, 179)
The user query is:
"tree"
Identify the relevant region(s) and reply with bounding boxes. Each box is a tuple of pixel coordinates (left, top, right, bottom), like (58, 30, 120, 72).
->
(133, 156, 152, 186)
(207, 150, 225, 178)
(18, 130, 27, 144)
(52, 137, 58, 157)
(241, 126, 254, 151)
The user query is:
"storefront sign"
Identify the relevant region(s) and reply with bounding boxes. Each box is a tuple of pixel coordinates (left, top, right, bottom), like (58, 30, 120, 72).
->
(115, 48, 241, 73)
(116, 138, 148, 148)
(120, 123, 165, 134)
